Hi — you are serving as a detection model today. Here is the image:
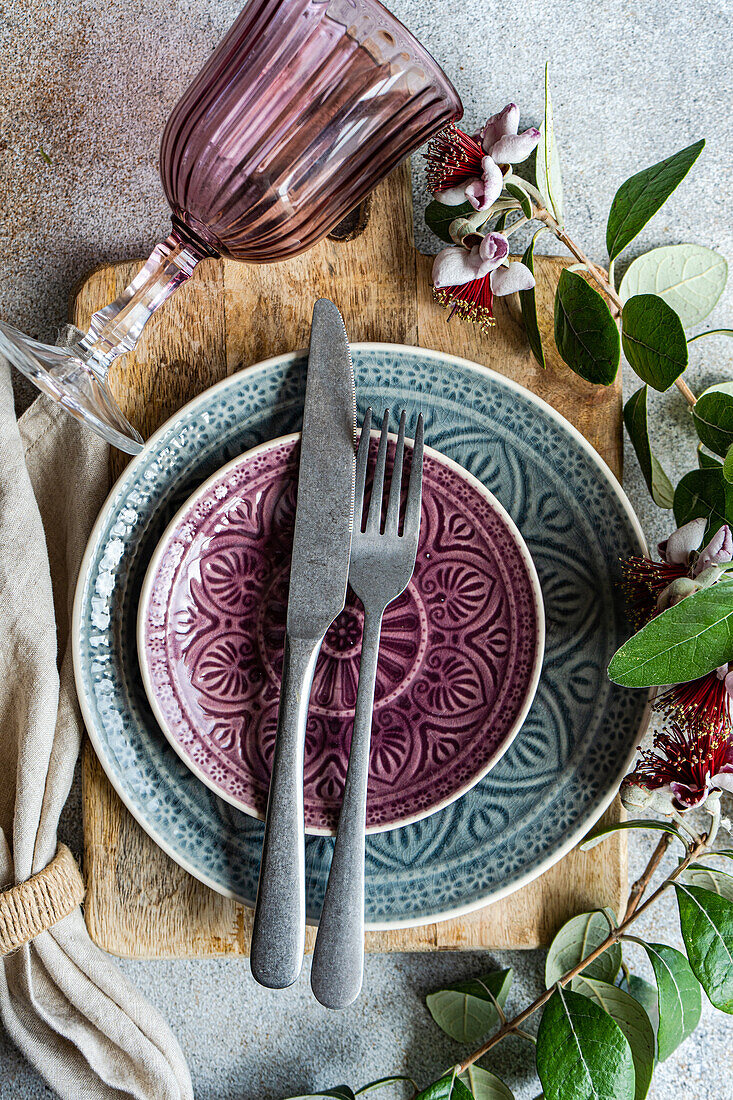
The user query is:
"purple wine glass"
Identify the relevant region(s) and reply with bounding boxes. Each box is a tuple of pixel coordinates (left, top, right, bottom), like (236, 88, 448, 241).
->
(0, 0, 461, 453)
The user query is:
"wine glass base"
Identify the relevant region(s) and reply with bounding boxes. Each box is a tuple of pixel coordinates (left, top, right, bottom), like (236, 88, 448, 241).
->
(0, 321, 144, 454)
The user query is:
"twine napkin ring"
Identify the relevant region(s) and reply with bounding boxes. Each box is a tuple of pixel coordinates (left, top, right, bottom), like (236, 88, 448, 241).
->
(0, 844, 85, 956)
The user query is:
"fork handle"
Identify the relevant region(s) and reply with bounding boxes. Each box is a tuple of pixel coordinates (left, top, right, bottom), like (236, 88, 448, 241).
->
(251, 633, 321, 989)
(311, 606, 384, 1009)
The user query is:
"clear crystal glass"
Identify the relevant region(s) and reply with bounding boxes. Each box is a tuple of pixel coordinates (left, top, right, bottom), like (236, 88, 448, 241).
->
(1, 0, 461, 453)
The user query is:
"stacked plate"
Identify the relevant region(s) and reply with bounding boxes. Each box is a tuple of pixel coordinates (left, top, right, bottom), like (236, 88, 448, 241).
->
(73, 345, 648, 929)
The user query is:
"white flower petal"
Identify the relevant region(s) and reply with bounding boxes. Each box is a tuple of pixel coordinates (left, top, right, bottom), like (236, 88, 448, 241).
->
(432, 245, 486, 289)
(490, 261, 536, 296)
(479, 231, 510, 269)
(465, 157, 503, 212)
(435, 184, 471, 206)
(661, 517, 707, 564)
(712, 771, 733, 794)
(481, 103, 519, 152)
(490, 128, 541, 164)
(694, 523, 733, 574)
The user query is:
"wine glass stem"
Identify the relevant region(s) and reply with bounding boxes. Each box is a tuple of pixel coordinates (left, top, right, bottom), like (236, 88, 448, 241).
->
(70, 230, 210, 378)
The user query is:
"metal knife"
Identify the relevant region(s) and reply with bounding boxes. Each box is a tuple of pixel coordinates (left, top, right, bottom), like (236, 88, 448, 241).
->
(250, 299, 357, 989)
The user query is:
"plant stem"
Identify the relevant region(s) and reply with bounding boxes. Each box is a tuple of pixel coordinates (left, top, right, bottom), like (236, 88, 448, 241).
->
(454, 831, 707, 1073)
(534, 208, 697, 409)
(623, 833, 671, 920)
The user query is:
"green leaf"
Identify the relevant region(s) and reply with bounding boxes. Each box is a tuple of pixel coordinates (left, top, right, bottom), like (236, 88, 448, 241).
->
(425, 199, 475, 245)
(676, 883, 733, 1012)
(624, 975, 660, 1045)
(692, 382, 733, 457)
(623, 386, 674, 508)
(459, 1067, 515, 1100)
(426, 970, 513, 1045)
(545, 910, 620, 987)
(619, 243, 727, 327)
(621, 294, 688, 391)
(698, 445, 723, 470)
(520, 229, 547, 369)
(680, 863, 733, 902)
(606, 140, 704, 261)
(580, 818, 683, 851)
(688, 328, 733, 342)
(725, 445, 733, 485)
(554, 269, 621, 385)
(536, 986, 635, 1100)
(674, 466, 733, 538)
(607, 576, 733, 687)
(356, 1079, 418, 1097)
(504, 180, 533, 218)
(571, 977, 655, 1100)
(536, 63, 564, 225)
(626, 941, 701, 1060)
(416, 1072, 474, 1100)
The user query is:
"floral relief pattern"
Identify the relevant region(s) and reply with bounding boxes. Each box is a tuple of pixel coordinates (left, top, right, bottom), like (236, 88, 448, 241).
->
(76, 347, 648, 925)
(142, 437, 541, 832)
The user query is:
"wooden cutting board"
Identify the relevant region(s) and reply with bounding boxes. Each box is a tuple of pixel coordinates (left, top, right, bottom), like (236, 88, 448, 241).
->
(76, 162, 627, 958)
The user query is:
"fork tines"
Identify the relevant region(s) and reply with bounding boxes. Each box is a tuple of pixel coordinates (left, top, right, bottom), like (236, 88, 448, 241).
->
(355, 408, 424, 538)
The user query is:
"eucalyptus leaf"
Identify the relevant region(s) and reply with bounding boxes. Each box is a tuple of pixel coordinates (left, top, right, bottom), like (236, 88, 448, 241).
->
(725, 445, 733, 485)
(504, 180, 533, 218)
(426, 970, 513, 1044)
(606, 140, 704, 261)
(536, 63, 564, 225)
(554, 269, 621, 385)
(674, 466, 733, 537)
(618, 243, 727, 327)
(607, 576, 733, 687)
(580, 818, 683, 851)
(415, 1072, 474, 1100)
(425, 199, 476, 245)
(545, 910, 620, 987)
(676, 884, 733, 1012)
(625, 940, 701, 1061)
(692, 382, 733, 457)
(698, 445, 723, 470)
(570, 977, 655, 1100)
(623, 386, 674, 508)
(520, 229, 546, 369)
(621, 294, 688, 390)
(680, 863, 733, 902)
(536, 987, 635, 1100)
(459, 1067, 515, 1100)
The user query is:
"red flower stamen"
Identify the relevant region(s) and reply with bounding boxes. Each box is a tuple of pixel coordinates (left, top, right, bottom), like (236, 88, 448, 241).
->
(620, 555, 689, 629)
(433, 276, 495, 331)
(425, 124, 484, 194)
(657, 670, 731, 733)
(633, 721, 733, 805)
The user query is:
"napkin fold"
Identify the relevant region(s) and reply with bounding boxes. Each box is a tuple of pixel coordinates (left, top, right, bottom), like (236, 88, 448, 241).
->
(0, 359, 193, 1099)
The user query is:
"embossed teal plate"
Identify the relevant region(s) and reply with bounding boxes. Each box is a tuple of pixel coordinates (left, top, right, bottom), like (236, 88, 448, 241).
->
(73, 345, 649, 929)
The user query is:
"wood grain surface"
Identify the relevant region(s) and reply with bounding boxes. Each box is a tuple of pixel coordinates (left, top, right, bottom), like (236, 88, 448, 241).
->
(76, 162, 627, 958)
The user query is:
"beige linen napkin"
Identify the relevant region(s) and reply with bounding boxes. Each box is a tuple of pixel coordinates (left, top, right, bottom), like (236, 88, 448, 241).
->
(0, 359, 193, 1099)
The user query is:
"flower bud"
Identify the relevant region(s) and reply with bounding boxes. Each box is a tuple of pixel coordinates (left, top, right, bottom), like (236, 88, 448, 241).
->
(656, 576, 700, 611)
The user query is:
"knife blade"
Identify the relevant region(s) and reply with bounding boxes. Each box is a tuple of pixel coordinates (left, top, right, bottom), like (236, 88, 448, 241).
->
(250, 299, 356, 989)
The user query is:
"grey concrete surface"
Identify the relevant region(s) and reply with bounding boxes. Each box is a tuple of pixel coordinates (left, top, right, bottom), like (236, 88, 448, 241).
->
(1, 0, 733, 1096)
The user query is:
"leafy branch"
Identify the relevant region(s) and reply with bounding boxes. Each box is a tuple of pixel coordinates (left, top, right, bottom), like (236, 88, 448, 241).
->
(453, 826, 707, 1076)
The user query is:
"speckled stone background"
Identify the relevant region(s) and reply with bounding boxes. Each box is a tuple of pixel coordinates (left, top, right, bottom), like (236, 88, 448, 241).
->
(1, 0, 733, 1097)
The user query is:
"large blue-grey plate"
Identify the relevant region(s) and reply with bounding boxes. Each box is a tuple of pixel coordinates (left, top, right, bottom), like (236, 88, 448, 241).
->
(73, 345, 649, 929)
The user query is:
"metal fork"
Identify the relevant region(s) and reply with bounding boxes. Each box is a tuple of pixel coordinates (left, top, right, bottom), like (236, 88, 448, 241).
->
(310, 407, 424, 1009)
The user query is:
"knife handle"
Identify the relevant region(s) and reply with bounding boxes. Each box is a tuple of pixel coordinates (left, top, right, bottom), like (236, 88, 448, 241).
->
(250, 633, 321, 988)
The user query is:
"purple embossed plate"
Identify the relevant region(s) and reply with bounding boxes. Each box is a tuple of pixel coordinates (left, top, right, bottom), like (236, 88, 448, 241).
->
(138, 433, 544, 835)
